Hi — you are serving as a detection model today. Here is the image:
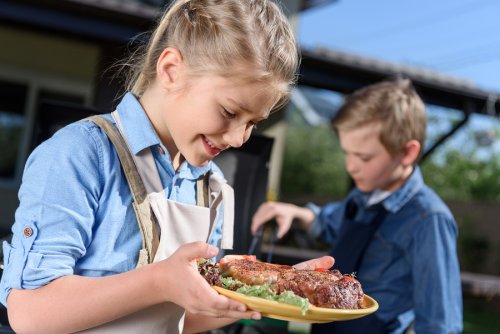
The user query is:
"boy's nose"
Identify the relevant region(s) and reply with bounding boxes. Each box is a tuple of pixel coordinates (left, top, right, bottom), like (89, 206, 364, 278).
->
(223, 124, 250, 148)
(345, 156, 358, 174)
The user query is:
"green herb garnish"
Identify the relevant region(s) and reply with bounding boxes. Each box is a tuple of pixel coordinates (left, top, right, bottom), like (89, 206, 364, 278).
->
(236, 283, 309, 315)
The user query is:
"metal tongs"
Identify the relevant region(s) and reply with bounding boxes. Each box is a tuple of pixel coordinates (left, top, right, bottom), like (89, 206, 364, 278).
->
(247, 224, 278, 263)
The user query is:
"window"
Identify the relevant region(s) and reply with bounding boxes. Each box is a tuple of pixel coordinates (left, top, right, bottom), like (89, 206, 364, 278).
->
(0, 80, 28, 178)
(0, 70, 91, 186)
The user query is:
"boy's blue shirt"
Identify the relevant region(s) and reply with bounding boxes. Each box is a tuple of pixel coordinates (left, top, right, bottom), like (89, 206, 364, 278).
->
(308, 167, 463, 334)
(0, 93, 224, 305)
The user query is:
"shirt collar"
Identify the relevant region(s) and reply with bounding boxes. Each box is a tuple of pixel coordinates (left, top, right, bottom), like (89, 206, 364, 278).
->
(115, 93, 214, 180)
(176, 160, 214, 180)
(115, 92, 160, 155)
(349, 166, 424, 213)
(382, 166, 424, 213)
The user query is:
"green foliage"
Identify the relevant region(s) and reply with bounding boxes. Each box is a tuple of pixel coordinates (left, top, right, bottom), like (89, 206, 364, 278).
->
(421, 150, 500, 202)
(456, 215, 491, 272)
(280, 124, 348, 198)
(463, 296, 500, 334)
(281, 106, 500, 203)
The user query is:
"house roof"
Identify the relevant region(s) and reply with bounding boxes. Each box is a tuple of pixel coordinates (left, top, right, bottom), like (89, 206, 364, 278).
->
(64, 0, 161, 19)
(0, 0, 158, 43)
(0, 0, 335, 43)
(300, 47, 500, 117)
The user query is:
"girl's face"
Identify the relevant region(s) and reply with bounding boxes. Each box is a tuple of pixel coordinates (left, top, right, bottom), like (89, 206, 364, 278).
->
(338, 123, 412, 192)
(145, 67, 277, 169)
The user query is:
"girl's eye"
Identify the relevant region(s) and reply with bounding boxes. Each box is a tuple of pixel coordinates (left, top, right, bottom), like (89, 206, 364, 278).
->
(222, 108, 236, 119)
(247, 121, 258, 130)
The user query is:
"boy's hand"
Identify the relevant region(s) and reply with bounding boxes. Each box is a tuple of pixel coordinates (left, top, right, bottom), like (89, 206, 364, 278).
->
(156, 242, 260, 320)
(251, 201, 315, 238)
(293, 256, 335, 271)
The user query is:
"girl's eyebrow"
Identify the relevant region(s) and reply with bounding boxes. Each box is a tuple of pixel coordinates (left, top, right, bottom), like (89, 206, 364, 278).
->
(228, 98, 251, 113)
(227, 98, 269, 120)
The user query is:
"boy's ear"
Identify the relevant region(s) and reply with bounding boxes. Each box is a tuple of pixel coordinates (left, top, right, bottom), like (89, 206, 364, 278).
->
(401, 139, 421, 166)
(156, 47, 183, 89)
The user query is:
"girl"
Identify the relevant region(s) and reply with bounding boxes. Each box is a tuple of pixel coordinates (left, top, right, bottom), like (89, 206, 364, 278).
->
(0, 0, 336, 333)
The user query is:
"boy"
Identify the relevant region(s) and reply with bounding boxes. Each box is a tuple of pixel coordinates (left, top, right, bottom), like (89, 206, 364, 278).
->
(251, 79, 463, 333)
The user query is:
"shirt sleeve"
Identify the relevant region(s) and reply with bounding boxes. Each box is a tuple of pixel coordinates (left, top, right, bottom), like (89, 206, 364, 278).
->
(0, 122, 104, 305)
(306, 201, 344, 244)
(411, 212, 463, 334)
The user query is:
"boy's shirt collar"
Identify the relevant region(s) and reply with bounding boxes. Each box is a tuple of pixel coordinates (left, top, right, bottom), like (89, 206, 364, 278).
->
(382, 166, 424, 213)
(351, 166, 424, 213)
(115, 92, 212, 180)
(367, 189, 392, 206)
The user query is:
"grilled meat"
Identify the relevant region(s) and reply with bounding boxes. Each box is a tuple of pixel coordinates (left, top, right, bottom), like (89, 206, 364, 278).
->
(201, 259, 365, 309)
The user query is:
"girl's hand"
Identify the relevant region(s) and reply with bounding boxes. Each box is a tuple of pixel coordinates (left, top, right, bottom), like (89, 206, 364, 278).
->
(155, 242, 261, 320)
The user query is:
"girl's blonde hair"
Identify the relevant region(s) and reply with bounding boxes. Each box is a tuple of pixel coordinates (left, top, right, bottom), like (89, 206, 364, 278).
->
(332, 78, 427, 159)
(125, 0, 299, 111)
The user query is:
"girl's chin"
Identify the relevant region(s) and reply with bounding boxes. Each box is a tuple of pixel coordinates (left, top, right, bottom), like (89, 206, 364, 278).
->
(185, 155, 210, 167)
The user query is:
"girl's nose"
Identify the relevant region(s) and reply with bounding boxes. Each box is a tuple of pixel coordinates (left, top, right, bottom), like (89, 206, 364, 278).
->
(223, 124, 251, 148)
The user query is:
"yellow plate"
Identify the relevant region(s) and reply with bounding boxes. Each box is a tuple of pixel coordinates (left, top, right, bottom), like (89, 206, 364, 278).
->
(213, 286, 379, 323)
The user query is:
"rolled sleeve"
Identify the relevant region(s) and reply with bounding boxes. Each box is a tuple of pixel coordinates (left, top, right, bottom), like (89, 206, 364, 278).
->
(306, 201, 343, 244)
(305, 203, 323, 239)
(0, 123, 102, 306)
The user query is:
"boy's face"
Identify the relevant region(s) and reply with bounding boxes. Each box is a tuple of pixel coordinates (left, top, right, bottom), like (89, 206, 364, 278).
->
(338, 123, 411, 192)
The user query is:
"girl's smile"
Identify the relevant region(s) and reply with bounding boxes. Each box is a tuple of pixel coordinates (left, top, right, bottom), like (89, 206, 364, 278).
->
(202, 135, 225, 157)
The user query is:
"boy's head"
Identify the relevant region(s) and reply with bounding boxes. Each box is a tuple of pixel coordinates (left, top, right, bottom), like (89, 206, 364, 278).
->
(332, 78, 426, 159)
(332, 79, 426, 192)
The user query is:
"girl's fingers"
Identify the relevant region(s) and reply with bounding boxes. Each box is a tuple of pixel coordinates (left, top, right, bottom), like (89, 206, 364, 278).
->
(197, 308, 261, 320)
(201, 290, 260, 319)
(176, 241, 219, 262)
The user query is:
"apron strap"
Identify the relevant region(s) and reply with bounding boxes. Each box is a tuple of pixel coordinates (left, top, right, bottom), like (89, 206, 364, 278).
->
(111, 111, 164, 195)
(196, 172, 210, 208)
(208, 173, 234, 249)
(84, 116, 160, 266)
(331, 200, 388, 274)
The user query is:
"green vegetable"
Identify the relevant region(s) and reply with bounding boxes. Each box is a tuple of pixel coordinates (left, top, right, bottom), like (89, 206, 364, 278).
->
(235, 281, 310, 315)
(221, 276, 244, 290)
(202, 260, 310, 315)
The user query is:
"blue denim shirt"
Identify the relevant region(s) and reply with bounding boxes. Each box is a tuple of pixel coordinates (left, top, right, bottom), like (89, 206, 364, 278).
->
(0, 93, 223, 305)
(308, 167, 463, 334)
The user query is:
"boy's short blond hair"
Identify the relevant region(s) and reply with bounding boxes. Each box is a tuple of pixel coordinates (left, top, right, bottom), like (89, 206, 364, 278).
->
(332, 78, 426, 158)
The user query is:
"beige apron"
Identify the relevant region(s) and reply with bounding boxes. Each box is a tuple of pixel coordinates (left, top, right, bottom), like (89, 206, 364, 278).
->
(80, 113, 234, 333)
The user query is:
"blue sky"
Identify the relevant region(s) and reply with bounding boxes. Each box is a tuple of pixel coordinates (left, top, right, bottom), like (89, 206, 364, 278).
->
(297, 0, 500, 93)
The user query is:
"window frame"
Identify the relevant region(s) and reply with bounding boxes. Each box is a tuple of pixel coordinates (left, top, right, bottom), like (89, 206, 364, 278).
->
(0, 65, 93, 188)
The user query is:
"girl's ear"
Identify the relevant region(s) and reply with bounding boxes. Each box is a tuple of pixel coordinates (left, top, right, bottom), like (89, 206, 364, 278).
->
(401, 139, 421, 166)
(156, 47, 183, 89)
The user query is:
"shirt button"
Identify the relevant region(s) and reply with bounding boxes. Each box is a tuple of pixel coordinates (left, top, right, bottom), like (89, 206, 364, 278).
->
(23, 227, 33, 237)
(158, 146, 165, 155)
